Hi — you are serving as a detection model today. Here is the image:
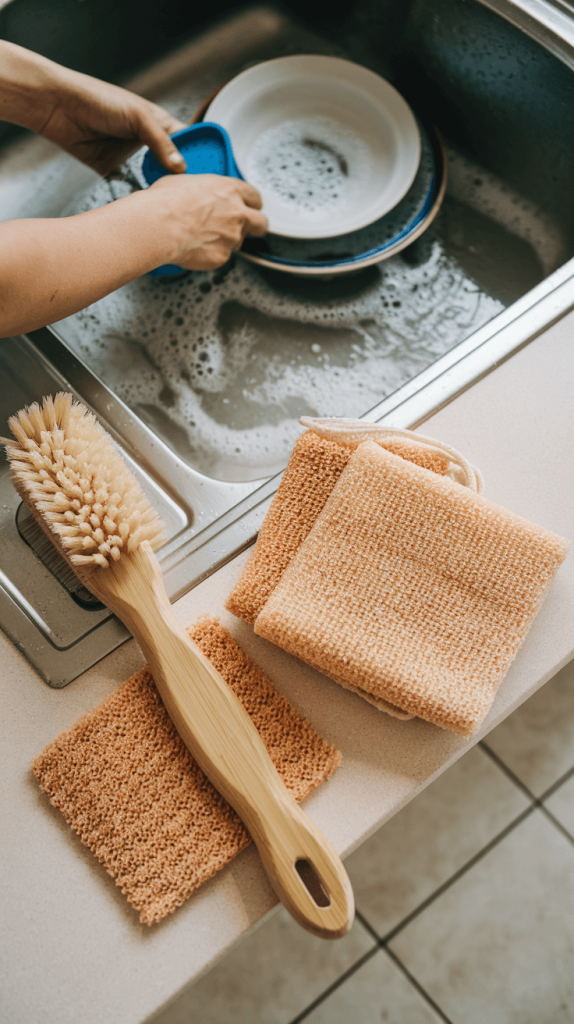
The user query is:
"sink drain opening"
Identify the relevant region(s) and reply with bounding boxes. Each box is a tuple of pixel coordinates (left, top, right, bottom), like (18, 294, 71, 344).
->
(16, 504, 103, 610)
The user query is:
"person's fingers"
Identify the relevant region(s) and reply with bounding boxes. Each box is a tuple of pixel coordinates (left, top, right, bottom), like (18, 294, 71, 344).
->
(243, 208, 269, 237)
(235, 180, 264, 209)
(163, 113, 187, 134)
(136, 113, 187, 173)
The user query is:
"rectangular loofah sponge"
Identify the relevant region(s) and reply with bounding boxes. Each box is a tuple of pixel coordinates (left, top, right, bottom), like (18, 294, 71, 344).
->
(32, 617, 341, 925)
(226, 428, 450, 627)
(227, 433, 569, 736)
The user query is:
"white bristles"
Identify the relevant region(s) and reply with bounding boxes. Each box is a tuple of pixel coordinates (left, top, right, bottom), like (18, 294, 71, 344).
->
(4, 393, 166, 574)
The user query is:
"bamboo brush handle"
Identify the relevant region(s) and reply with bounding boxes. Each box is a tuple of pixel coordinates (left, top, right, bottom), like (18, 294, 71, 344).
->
(90, 541, 354, 940)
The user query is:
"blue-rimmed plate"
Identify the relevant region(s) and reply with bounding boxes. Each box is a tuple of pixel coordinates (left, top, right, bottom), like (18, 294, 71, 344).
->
(238, 118, 445, 276)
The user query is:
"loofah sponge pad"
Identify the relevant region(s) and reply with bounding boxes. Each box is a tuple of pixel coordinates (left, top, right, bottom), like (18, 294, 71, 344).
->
(252, 441, 569, 736)
(226, 430, 450, 626)
(32, 617, 341, 925)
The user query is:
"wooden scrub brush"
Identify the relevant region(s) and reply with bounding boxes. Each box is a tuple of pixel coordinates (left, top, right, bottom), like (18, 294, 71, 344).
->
(3, 393, 354, 939)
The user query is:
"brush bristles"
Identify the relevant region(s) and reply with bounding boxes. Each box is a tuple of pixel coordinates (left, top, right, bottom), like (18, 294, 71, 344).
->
(5, 393, 166, 572)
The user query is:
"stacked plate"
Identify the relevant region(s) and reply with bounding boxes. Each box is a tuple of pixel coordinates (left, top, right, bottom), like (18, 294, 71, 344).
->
(203, 56, 446, 276)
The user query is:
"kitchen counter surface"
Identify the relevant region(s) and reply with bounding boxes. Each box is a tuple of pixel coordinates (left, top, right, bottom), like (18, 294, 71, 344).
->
(2, 308, 574, 1024)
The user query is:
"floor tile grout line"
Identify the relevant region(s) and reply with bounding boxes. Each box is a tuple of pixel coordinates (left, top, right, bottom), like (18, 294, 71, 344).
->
(355, 912, 455, 1024)
(479, 740, 538, 801)
(288, 749, 574, 1024)
(539, 803, 574, 847)
(355, 908, 381, 943)
(480, 740, 574, 822)
(380, 804, 536, 944)
(538, 763, 574, 803)
(287, 946, 379, 1024)
(384, 945, 455, 1024)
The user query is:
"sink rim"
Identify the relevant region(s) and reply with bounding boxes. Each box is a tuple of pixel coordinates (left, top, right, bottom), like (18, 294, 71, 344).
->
(3, 0, 574, 685)
(36, 241, 574, 602)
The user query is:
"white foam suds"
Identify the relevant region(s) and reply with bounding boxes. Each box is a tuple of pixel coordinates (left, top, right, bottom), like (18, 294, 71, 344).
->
(5, 22, 563, 486)
(444, 143, 566, 275)
(55, 133, 568, 482)
(247, 117, 369, 217)
(56, 168, 504, 482)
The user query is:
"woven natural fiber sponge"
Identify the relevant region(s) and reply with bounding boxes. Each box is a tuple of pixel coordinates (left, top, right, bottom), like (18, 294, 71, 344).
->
(226, 430, 450, 625)
(253, 441, 569, 736)
(31, 616, 341, 925)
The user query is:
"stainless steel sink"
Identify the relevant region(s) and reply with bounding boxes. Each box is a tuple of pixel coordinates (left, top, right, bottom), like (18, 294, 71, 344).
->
(2, 0, 574, 684)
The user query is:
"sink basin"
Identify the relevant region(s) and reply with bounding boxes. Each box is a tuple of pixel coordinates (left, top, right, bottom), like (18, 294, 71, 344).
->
(2, 0, 574, 683)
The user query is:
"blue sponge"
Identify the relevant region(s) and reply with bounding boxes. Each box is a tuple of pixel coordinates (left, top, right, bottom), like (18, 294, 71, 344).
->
(142, 123, 243, 276)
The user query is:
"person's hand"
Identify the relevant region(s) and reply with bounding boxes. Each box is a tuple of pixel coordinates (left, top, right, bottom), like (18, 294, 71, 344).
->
(0, 169, 268, 336)
(145, 174, 268, 269)
(0, 41, 187, 177)
(38, 69, 188, 177)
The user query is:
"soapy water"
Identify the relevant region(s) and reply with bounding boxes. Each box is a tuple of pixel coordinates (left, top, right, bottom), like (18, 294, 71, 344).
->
(55, 127, 564, 482)
(444, 145, 566, 275)
(56, 166, 505, 481)
(247, 117, 370, 217)
(3, 14, 564, 485)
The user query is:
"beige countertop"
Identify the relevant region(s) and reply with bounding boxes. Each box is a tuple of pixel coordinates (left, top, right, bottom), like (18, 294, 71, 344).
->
(2, 309, 574, 1024)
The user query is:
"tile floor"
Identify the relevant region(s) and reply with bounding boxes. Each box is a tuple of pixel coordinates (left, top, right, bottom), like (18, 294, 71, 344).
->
(149, 659, 574, 1024)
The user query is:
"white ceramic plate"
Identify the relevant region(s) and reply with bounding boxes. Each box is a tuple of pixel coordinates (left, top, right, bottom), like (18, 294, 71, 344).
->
(240, 118, 445, 275)
(206, 55, 421, 239)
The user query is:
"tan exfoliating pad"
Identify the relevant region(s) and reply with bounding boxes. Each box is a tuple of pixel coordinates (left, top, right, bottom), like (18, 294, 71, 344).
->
(252, 441, 569, 735)
(32, 617, 340, 925)
(226, 429, 450, 626)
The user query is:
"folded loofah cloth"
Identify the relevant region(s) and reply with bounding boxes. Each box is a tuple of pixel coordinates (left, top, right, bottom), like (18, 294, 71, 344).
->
(227, 421, 569, 736)
(226, 421, 458, 628)
(32, 617, 340, 925)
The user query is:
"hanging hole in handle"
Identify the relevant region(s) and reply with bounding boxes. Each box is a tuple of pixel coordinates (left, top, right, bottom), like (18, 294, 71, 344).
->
(295, 859, 331, 908)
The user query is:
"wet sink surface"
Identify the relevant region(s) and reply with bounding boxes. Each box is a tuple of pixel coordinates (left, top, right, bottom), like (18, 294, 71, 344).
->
(55, 232, 505, 482)
(46, 0, 571, 485)
(2, 0, 574, 682)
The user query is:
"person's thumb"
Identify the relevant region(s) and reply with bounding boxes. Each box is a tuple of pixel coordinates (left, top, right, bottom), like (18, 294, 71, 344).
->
(138, 115, 187, 173)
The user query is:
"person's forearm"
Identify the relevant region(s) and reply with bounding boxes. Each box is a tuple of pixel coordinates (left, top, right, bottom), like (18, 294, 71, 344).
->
(0, 191, 176, 337)
(0, 41, 66, 133)
(0, 42, 188, 176)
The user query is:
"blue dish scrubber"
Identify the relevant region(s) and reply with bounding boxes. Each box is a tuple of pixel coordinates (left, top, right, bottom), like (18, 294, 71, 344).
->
(142, 123, 243, 277)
